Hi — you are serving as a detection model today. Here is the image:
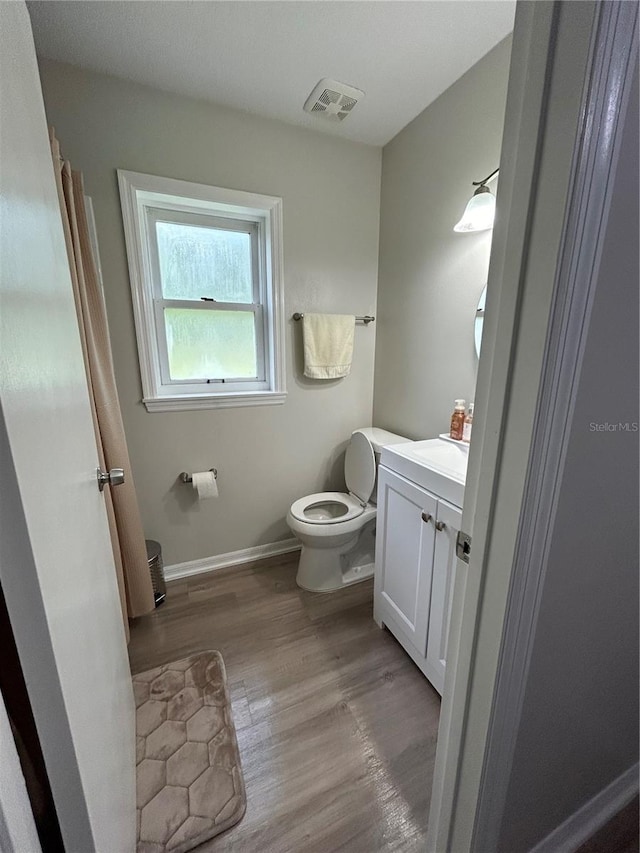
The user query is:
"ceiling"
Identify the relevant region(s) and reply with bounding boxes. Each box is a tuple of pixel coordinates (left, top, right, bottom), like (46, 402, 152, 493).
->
(28, 1, 515, 147)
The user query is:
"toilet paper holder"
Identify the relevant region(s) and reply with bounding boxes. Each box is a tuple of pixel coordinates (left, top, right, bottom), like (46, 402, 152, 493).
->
(180, 468, 218, 484)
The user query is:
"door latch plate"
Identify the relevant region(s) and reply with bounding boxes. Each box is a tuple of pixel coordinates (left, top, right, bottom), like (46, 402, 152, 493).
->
(456, 529, 472, 564)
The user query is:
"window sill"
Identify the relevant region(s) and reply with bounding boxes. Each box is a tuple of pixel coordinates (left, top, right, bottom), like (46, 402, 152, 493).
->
(142, 391, 287, 412)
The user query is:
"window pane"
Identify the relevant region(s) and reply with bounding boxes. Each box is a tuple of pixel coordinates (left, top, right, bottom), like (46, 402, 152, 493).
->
(164, 308, 257, 381)
(156, 221, 253, 303)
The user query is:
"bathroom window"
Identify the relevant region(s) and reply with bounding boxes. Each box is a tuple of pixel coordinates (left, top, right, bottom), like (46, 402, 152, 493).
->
(118, 171, 286, 411)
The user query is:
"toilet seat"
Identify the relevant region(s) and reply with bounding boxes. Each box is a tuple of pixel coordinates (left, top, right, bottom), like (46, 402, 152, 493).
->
(289, 432, 378, 527)
(289, 491, 366, 525)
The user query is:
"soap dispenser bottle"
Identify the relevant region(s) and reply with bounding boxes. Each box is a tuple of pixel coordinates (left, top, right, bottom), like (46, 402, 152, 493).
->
(462, 402, 474, 443)
(450, 399, 466, 441)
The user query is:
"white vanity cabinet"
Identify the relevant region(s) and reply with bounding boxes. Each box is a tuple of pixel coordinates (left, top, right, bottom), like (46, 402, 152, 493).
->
(374, 461, 463, 695)
(425, 497, 462, 693)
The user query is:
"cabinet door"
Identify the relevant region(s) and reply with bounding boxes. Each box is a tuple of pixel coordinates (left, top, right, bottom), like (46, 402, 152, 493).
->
(375, 466, 437, 656)
(425, 499, 463, 694)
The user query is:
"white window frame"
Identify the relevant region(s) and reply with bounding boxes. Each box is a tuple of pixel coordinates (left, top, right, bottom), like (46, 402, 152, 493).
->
(147, 208, 267, 393)
(118, 170, 286, 412)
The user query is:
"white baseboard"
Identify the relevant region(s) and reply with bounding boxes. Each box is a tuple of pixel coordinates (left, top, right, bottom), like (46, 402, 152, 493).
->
(531, 762, 639, 853)
(164, 538, 301, 582)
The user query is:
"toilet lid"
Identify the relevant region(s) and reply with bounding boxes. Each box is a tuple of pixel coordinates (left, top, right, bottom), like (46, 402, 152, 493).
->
(344, 431, 376, 503)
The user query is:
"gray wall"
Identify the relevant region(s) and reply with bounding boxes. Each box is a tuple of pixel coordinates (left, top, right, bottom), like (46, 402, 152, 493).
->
(497, 62, 639, 853)
(39, 59, 382, 566)
(373, 37, 511, 439)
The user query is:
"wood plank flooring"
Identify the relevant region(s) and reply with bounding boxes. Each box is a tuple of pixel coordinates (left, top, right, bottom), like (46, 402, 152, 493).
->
(128, 554, 441, 852)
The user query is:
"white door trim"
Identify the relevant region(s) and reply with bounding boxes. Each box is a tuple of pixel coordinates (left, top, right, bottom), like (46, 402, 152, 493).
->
(530, 763, 639, 853)
(472, 3, 638, 849)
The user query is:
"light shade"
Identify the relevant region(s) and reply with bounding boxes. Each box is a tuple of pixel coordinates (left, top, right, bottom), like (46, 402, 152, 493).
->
(454, 185, 496, 232)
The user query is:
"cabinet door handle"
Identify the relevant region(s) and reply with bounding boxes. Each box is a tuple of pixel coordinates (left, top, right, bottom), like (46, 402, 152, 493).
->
(435, 520, 446, 532)
(421, 511, 432, 523)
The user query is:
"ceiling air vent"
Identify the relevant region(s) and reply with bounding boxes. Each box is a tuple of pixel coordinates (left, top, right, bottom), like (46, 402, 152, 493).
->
(303, 78, 365, 122)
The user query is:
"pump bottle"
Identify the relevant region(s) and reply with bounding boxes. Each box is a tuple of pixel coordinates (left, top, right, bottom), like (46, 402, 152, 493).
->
(462, 402, 474, 443)
(449, 399, 466, 441)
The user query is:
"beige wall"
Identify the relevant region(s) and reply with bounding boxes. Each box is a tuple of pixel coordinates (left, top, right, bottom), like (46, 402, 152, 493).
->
(39, 59, 382, 566)
(373, 38, 511, 440)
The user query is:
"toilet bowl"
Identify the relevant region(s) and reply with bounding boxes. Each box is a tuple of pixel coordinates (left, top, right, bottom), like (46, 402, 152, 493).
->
(287, 427, 411, 592)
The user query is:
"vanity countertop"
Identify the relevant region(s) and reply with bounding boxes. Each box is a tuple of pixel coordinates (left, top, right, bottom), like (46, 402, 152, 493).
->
(380, 437, 468, 507)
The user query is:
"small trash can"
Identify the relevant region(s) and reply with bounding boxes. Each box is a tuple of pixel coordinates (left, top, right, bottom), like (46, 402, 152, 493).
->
(145, 539, 166, 607)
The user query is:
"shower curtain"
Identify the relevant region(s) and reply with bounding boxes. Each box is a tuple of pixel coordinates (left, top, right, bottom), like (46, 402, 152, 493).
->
(50, 129, 155, 635)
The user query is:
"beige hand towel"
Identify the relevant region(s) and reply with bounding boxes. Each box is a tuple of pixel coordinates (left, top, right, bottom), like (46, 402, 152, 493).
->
(302, 313, 355, 379)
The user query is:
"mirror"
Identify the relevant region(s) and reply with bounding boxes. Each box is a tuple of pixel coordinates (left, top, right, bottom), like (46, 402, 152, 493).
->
(475, 285, 486, 358)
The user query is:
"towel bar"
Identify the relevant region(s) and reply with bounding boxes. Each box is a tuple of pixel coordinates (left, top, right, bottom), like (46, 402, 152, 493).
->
(292, 312, 374, 324)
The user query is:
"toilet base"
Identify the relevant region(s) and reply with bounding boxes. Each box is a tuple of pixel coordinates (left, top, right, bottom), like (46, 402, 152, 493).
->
(296, 556, 374, 593)
(294, 521, 376, 593)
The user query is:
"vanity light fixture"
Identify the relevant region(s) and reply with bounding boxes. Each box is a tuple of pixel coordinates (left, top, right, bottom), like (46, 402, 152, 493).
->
(454, 167, 499, 233)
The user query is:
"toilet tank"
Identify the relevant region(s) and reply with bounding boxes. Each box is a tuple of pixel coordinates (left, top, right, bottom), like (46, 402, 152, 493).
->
(352, 427, 412, 504)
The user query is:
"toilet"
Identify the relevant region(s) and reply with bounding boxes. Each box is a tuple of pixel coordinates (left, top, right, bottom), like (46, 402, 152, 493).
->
(287, 427, 411, 592)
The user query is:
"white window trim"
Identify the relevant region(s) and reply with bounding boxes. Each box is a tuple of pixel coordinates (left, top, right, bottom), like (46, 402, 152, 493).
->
(117, 170, 286, 412)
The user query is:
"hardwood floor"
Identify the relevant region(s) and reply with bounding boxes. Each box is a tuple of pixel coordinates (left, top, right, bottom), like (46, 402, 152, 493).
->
(128, 554, 441, 852)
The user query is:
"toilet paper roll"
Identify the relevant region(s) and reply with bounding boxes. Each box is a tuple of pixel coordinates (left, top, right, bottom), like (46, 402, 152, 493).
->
(192, 471, 218, 500)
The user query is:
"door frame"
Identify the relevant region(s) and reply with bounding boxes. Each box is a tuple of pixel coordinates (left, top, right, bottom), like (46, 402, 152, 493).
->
(427, 1, 638, 850)
(472, 3, 638, 849)
(0, 687, 41, 853)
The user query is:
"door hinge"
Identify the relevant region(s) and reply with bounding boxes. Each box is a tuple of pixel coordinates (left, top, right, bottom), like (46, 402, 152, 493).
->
(456, 529, 472, 564)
